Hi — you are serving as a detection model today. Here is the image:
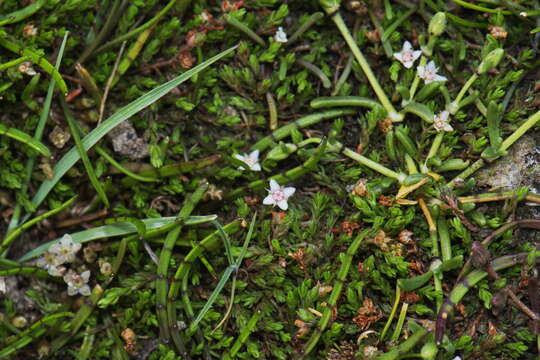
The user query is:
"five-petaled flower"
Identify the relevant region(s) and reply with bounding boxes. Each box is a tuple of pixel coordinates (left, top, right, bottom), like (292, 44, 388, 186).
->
(417, 61, 447, 84)
(49, 234, 82, 264)
(234, 150, 262, 171)
(434, 111, 453, 132)
(263, 179, 295, 210)
(64, 270, 91, 296)
(36, 251, 66, 277)
(274, 27, 288, 43)
(393, 41, 422, 69)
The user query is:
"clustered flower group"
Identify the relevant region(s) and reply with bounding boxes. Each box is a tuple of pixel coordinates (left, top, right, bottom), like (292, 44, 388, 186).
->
(394, 41, 452, 132)
(37, 234, 91, 296)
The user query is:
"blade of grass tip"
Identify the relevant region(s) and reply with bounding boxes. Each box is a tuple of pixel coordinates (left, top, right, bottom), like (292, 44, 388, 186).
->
(212, 220, 235, 266)
(235, 213, 257, 267)
(0, 56, 32, 71)
(158, 181, 208, 347)
(0, 124, 50, 156)
(0, 196, 76, 258)
(29, 45, 237, 217)
(6, 32, 69, 235)
(60, 97, 109, 207)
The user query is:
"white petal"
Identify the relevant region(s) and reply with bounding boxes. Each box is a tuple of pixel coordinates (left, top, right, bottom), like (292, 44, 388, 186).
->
(79, 285, 91, 296)
(72, 242, 82, 253)
(237, 165, 246, 171)
(403, 60, 414, 69)
(283, 187, 296, 198)
(249, 149, 259, 161)
(67, 286, 77, 296)
(426, 61, 436, 71)
(234, 154, 246, 162)
(434, 74, 447, 82)
(60, 234, 72, 246)
(403, 41, 412, 51)
(52, 266, 66, 277)
(251, 163, 262, 171)
(444, 124, 454, 131)
(439, 111, 449, 121)
(81, 270, 91, 282)
(277, 200, 289, 210)
(412, 50, 422, 61)
(424, 78, 434, 84)
(269, 179, 280, 191)
(49, 243, 61, 254)
(393, 52, 403, 62)
(263, 195, 275, 205)
(417, 66, 425, 78)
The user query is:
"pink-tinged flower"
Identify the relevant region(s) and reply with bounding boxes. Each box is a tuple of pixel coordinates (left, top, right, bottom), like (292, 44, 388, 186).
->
(393, 41, 422, 68)
(49, 234, 81, 264)
(63, 270, 91, 296)
(263, 179, 295, 210)
(234, 150, 262, 171)
(434, 111, 453, 132)
(417, 61, 447, 83)
(36, 251, 66, 277)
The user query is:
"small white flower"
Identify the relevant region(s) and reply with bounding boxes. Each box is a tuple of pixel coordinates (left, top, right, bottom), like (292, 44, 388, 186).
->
(263, 179, 295, 210)
(234, 150, 261, 171)
(417, 60, 447, 83)
(274, 27, 288, 43)
(18, 61, 37, 76)
(49, 234, 81, 264)
(36, 251, 66, 277)
(433, 111, 453, 132)
(63, 270, 91, 296)
(393, 41, 422, 69)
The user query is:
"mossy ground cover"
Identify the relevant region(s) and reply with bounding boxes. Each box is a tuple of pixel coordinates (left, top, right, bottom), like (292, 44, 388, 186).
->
(0, 0, 539, 359)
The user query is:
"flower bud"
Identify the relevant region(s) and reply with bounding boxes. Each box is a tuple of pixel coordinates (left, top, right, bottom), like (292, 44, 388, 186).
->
(12, 315, 28, 328)
(428, 12, 446, 36)
(421, 341, 439, 359)
(319, 0, 341, 15)
(477, 48, 504, 74)
(266, 143, 297, 161)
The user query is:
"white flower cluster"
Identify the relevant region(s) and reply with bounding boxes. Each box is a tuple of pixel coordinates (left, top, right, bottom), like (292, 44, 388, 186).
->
(394, 41, 452, 132)
(37, 234, 91, 296)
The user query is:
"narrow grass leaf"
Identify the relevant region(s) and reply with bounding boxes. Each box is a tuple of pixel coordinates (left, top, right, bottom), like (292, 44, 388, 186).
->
(30, 45, 237, 211)
(18, 215, 217, 262)
(0, 124, 50, 156)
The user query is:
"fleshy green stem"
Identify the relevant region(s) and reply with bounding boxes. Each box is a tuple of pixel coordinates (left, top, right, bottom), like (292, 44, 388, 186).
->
(330, 13, 400, 120)
(500, 109, 540, 151)
(342, 148, 406, 182)
(449, 73, 478, 114)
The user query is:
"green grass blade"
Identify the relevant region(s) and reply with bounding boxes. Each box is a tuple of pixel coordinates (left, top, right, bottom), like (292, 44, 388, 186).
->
(0, 37, 68, 95)
(189, 266, 235, 332)
(30, 45, 237, 212)
(0, 123, 50, 156)
(60, 97, 109, 207)
(17, 215, 217, 262)
(6, 32, 69, 234)
(190, 214, 257, 332)
(0, 0, 46, 25)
